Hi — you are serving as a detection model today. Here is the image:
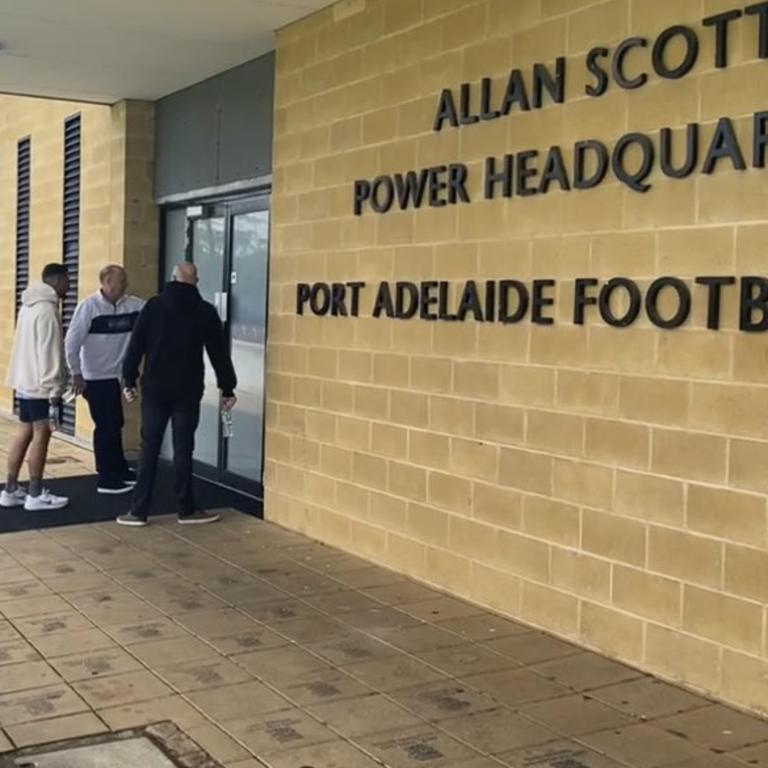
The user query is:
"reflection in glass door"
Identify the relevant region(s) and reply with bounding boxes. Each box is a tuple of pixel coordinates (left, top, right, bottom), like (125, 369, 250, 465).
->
(169, 196, 269, 497)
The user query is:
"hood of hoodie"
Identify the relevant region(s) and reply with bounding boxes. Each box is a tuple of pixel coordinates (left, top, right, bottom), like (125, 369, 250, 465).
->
(160, 281, 203, 310)
(22, 282, 59, 308)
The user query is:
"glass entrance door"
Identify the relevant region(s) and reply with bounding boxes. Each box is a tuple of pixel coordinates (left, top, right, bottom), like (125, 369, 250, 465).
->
(184, 196, 269, 497)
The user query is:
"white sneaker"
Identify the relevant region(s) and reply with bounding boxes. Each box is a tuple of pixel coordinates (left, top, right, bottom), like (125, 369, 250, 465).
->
(24, 491, 68, 511)
(0, 488, 27, 508)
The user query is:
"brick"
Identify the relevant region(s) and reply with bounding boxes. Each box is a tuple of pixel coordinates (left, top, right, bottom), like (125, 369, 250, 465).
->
(425, 547, 473, 596)
(645, 624, 721, 692)
(724, 545, 768, 604)
(409, 431, 451, 470)
(619, 376, 690, 428)
(499, 365, 556, 407)
(369, 491, 408, 531)
(553, 459, 613, 510)
(582, 509, 646, 568)
(428, 471, 472, 515)
(499, 448, 553, 495)
(496, 531, 550, 583)
(585, 419, 649, 470)
(470, 564, 522, 617)
(690, 383, 768, 441)
(648, 527, 723, 590)
(449, 517, 498, 563)
(521, 582, 579, 637)
(430, 396, 475, 437)
(389, 461, 427, 502)
(336, 416, 371, 452)
(453, 361, 500, 400)
(613, 565, 681, 626)
(353, 452, 388, 491)
(683, 585, 762, 655)
(556, 371, 620, 417)
(472, 483, 523, 531)
(475, 403, 525, 446)
(580, 602, 644, 665)
(551, 549, 611, 602)
(522, 496, 580, 547)
(651, 429, 727, 483)
(721, 651, 768, 717)
(406, 503, 450, 548)
(371, 423, 408, 460)
(613, 470, 685, 526)
(450, 438, 498, 482)
(527, 411, 584, 458)
(687, 485, 767, 547)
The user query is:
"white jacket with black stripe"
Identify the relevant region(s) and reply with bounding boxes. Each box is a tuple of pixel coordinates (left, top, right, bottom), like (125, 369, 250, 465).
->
(64, 291, 145, 381)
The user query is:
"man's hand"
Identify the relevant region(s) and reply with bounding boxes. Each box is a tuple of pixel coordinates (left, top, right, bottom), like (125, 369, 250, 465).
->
(72, 374, 86, 396)
(123, 387, 138, 404)
(222, 395, 237, 412)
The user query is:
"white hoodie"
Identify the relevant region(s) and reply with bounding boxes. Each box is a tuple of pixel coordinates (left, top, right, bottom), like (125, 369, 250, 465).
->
(6, 283, 67, 400)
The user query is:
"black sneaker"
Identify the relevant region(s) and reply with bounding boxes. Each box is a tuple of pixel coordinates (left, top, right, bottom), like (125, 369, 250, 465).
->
(116, 512, 148, 527)
(123, 468, 137, 487)
(178, 510, 220, 525)
(98, 479, 133, 495)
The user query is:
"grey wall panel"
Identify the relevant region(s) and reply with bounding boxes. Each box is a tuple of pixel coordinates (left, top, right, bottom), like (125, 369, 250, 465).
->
(155, 52, 274, 200)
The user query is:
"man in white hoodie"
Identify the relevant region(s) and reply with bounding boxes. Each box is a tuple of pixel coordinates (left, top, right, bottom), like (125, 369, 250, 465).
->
(2, 263, 70, 511)
(65, 265, 144, 495)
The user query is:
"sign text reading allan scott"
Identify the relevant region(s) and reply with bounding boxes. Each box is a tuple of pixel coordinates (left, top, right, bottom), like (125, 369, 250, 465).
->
(352, 4, 768, 214)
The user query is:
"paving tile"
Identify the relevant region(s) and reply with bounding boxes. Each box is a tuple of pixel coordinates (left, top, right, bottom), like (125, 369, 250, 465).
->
(257, 739, 381, 768)
(591, 677, 712, 720)
(185, 723, 252, 763)
(0, 731, 10, 751)
(276, 668, 373, 706)
(209, 628, 288, 656)
(0, 595, 72, 619)
(0, 639, 41, 666)
(226, 708, 337, 753)
(307, 631, 401, 665)
(0, 684, 88, 725)
(255, 568, 343, 597)
(0, 580, 53, 601)
(416, 643, 520, 678)
(520, 693, 636, 736)
(187, 681, 290, 722)
(579, 724, 712, 768)
(360, 725, 481, 768)
(532, 652, 645, 693)
(73, 669, 173, 708)
(176, 607, 264, 639)
(307, 693, 423, 737)
(482, 633, 582, 666)
(304, 590, 383, 615)
(43, 573, 117, 594)
(233, 645, 332, 683)
(662, 756, 753, 768)
(0, 660, 61, 692)
(375, 623, 467, 652)
(462, 668, 570, 707)
(29, 560, 99, 580)
(0, 567, 38, 585)
(275, 616, 352, 645)
(343, 654, 447, 691)
(31, 628, 116, 659)
(240, 598, 326, 625)
(157, 657, 252, 692)
(98, 694, 209, 731)
(731, 741, 768, 766)
(439, 707, 557, 754)
(501, 739, 630, 768)
(300, 554, 378, 575)
(435, 614, 533, 641)
(654, 705, 768, 752)
(83, 605, 169, 628)
(128, 635, 215, 667)
(401, 597, 486, 623)
(330, 566, 406, 589)
(341, 607, 423, 635)
(391, 680, 499, 722)
(6, 711, 108, 748)
(362, 582, 446, 606)
(109, 618, 189, 644)
(0, 621, 21, 643)
(49, 647, 142, 682)
(138, 584, 229, 615)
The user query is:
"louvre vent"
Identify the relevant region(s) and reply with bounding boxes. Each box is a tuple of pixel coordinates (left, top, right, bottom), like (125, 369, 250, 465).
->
(13, 138, 31, 415)
(61, 115, 81, 436)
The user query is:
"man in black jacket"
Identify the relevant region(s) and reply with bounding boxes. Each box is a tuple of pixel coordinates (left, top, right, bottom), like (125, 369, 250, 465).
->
(119, 262, 237, 526)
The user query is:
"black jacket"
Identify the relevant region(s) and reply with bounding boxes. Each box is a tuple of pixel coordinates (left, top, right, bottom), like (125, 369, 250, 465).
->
(122, 282, 237, 400)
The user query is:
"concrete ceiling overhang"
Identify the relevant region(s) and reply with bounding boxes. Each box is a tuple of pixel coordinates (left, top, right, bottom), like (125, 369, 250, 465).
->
(0, 0, 330, 104)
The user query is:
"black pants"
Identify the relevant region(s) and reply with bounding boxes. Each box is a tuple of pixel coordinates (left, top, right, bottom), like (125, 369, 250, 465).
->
(83, 379, 129, 484)
(130, 391, 201, 520)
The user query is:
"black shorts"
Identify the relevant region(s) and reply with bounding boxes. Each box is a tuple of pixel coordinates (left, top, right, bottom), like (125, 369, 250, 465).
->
(18, 398, 50, 424)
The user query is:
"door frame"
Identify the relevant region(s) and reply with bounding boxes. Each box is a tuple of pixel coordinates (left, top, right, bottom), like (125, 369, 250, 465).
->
(159, 190, 271, 500)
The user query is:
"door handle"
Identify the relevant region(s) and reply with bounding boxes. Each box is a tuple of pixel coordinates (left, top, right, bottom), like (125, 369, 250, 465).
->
(214, 292, 228, 323)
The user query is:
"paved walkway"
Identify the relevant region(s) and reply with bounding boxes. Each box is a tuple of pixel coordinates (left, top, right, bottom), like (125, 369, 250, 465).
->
(0, 512, 765, 768)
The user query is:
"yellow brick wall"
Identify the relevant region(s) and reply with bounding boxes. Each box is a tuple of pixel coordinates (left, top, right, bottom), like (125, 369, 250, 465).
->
(269, 0, 768, 714)
(0, 96, 157, 449)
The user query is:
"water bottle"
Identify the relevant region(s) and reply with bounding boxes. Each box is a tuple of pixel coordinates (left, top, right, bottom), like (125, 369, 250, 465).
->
(221, 409, 234, 439)
(48, 402, 60, 432)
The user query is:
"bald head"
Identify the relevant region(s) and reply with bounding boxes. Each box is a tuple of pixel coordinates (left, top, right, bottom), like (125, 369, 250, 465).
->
(100, 264, 127, 304)
(172, 262, 198, 285)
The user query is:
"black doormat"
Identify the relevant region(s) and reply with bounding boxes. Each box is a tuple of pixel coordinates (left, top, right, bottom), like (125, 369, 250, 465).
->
(0, 464, 262, 533)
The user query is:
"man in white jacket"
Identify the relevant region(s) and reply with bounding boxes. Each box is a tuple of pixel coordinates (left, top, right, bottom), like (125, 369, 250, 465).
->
(65, 265, 144, 495)
(2, 263, 70, 511)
